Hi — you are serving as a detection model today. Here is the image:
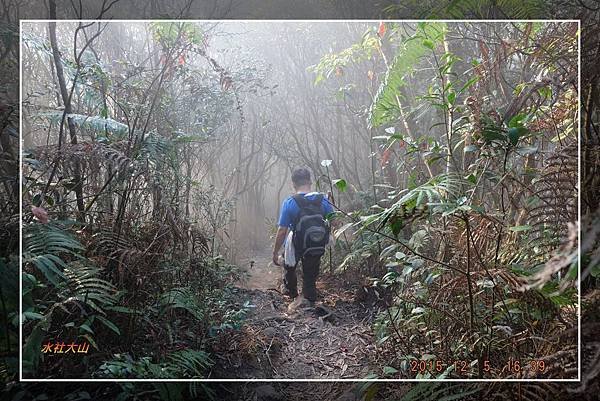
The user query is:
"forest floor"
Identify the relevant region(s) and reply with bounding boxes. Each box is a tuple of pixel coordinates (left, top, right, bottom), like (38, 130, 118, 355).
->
(209, 251, 379, 380)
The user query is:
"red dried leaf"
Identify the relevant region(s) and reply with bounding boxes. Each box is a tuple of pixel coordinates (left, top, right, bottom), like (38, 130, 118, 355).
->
(377, 21, 386, 38)
(381, 148, 391, 167)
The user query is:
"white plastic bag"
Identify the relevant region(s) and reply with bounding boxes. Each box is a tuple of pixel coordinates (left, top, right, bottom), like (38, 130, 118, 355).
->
(284, 230, 295, 266)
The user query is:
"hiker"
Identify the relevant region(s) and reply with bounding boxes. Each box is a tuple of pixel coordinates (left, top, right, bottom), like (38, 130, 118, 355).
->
(272, 167, 335, 305)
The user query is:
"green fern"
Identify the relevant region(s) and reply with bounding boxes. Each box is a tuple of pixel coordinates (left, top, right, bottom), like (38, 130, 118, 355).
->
(167, 349, 212, 378)
(159, 287, 204, 321)
(400, 383, 481, 401)
(91, 228, 133, 260)
(59, 261, 118, 314)
(95, 349, 212, 379)
(430, 0, 545, 18)
(22, 222, 120, 376)
(370, 22, 446, 128)
(138, 131, 175, 164)
(368, 173, 465, 235)
(23, 222, 84, 285)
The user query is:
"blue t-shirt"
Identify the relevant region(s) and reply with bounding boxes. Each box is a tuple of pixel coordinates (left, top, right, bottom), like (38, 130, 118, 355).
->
(278, 192, 334, 230)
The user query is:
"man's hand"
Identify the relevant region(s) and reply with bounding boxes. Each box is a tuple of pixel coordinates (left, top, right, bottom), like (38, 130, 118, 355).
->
(272, 253, 281, 266)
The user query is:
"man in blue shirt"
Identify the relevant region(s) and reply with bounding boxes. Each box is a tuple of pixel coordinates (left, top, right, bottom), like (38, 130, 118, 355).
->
(272, 167, 334, 303)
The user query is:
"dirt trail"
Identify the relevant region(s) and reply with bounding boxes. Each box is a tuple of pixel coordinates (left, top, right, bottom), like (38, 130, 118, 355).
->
(211, 252, 378, 379)
(238, 251, 281, 291)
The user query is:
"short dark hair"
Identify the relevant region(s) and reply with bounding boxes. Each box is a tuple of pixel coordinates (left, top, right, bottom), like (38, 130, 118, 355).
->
(291, 167, 311, 187)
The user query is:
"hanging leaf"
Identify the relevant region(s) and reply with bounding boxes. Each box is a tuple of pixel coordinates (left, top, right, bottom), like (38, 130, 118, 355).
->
(381, 148, 391, 167)
(447, 91, 456, 105)
(383, 366, 398, 375)
(422, 39, 435, 49)
(332, 178, 347, 192)
(377, 21, 386, 38)
(508, 127, 528, 146)
(509, 225, 532, 232)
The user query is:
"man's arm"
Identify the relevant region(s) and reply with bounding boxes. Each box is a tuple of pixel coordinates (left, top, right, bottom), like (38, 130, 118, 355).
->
(272, 226, 288, 266)
(274, 198, 292, 266)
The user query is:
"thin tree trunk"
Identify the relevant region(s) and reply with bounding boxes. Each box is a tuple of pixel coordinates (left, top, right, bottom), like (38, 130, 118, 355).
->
(48, 12, 85, 222)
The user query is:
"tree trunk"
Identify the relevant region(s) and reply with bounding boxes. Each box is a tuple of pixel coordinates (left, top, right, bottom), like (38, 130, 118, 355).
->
(48, 12, 86, 222)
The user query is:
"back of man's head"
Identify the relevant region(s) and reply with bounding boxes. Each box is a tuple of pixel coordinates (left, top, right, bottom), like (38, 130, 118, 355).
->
(291, 167, 311, 188)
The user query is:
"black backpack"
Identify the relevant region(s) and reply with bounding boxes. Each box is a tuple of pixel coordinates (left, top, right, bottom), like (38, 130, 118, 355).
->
(292, 193, 330, 258)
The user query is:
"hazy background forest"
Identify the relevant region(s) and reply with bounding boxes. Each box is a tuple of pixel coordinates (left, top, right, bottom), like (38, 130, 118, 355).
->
(1, 0, 599, 400)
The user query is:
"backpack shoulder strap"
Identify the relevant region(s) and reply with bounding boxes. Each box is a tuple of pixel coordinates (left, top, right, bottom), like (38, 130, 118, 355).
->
(293, 193, 323, 208)
(292, 194, 308, 208)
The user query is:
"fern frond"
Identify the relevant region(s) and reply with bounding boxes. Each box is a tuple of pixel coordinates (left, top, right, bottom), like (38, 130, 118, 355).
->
(60, 261, 118, 313)
(400, 382, 480, 401)
(528, 142, 577, 256)
(23, 222, 84, 285)
(91, 228, 133, 258)
(137, 131, 174, 164)
(370, 22, 446, 127)
(31, 141, 131, 173)
(435, 0, 544, 18)
(95, 349, 212, 379)
(159, 287, 204, 321)
(166, 349, 212, 378)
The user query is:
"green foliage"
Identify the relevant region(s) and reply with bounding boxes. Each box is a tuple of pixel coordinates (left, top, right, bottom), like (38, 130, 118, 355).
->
(60, 262, 118, 314)
(439, 0, 545, 19)
(22, 319, 48, 375)
(208, 299, 253, 335)
(23, 221, 84, 285)
(19, 19, 579, 383)
(333, 178, 347, 192)
(159, 287, 205, 321)
(370, 22, 446, 127)
(361, 173, 464, 237)
(96, 349, 212, 379)
(382, 0, 545, 19)
(400, 383, 480, 401)
(94, 350, 215, 399)
(22, 222, 119, 377)
(309, 30, 379, 85)
(38, 112, 128, 138)
(150, 22, 204, 47)
(321, 21, 578, 380)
